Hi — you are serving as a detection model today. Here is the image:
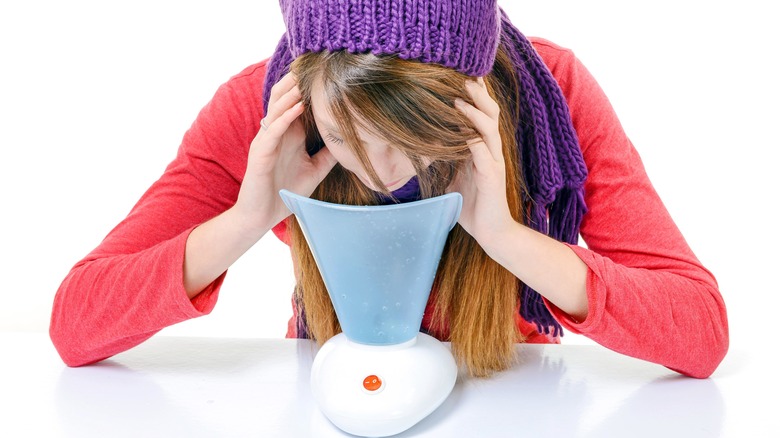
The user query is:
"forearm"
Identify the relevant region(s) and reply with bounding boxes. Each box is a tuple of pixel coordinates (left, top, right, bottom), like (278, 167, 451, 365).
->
(543, 246, 728, 378)
(183, 206, 273, 298)
(51, 230, 221, 366)
(481, 221, 589, 321)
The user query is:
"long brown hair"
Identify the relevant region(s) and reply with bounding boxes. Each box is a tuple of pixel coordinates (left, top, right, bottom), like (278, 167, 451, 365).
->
(288, 45, 527, 377)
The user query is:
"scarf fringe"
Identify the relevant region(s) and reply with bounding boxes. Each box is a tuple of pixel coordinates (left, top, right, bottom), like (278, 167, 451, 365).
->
(499, 10, 587, 336)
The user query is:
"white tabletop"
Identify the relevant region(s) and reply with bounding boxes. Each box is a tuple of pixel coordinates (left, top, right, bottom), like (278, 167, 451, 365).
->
(0, 332, 768, 437)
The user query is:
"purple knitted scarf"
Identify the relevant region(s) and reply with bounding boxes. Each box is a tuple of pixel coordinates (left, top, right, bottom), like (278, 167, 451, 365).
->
(263, 6, 588, 338)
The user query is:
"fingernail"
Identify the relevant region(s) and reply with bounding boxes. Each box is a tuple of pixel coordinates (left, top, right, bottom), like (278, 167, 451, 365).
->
(477, 77, 485, 86)
(454, 98, 466, 108)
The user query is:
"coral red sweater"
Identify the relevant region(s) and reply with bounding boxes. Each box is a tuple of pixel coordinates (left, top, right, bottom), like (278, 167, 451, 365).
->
(49, 38, 728, 378)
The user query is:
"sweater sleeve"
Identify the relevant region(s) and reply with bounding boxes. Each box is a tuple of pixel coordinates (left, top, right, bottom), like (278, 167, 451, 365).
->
(531, 39, 729, 378)
(49, 61, 269, 366)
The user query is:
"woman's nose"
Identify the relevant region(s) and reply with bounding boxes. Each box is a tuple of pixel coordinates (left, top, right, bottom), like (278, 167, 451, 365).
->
(366, 144, 400, 179)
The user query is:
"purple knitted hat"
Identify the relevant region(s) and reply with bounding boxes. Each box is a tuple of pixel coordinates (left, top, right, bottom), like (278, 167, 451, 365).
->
(264, 1, 588, 337)
(280, 0, 500, 76)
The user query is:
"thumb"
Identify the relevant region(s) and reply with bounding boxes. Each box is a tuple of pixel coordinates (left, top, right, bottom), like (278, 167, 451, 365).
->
(446, 164, 467, 194)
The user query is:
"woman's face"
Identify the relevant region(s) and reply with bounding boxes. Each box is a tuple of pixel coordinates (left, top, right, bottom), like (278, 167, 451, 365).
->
(309, 80, 419, 192)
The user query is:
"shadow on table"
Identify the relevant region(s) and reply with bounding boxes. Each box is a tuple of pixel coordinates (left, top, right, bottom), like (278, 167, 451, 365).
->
(393, 346, 723, 437)
(55, 361, 217, 437)
(55, 337, 318, 437)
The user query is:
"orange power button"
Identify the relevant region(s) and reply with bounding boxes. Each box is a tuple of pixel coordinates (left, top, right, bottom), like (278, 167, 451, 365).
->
(363, 375, 383, 391)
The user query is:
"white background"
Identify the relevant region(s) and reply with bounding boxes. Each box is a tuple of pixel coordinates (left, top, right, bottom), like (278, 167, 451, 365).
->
(1, 0, 778, 374)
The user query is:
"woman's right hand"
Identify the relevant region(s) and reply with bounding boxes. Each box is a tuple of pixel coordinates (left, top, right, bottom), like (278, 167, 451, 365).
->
(233, 72, 338, 235)
(184, 72, 336, 298)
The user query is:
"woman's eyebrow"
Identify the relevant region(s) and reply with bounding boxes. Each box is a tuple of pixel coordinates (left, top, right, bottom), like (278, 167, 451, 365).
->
(314, 117, 391, 148)
(314, 118, 340, 133)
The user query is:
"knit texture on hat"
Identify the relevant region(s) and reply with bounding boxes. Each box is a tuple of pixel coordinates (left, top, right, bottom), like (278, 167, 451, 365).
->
(263, 4, 588, 338)
(280, 0, 500, 77)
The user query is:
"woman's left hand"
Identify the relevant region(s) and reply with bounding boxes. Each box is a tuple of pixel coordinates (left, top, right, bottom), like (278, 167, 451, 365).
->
(447, 77, 516, 248)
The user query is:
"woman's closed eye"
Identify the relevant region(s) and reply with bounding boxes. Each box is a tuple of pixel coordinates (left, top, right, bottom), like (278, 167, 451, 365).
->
(325, 132, 344, 145)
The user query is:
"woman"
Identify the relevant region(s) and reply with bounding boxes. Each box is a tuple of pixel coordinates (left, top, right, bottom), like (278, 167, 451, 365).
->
(50, 0, 728, 378)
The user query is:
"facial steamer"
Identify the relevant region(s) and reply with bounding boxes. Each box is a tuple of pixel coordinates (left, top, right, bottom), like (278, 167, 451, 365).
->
(279, 189, 461, 437)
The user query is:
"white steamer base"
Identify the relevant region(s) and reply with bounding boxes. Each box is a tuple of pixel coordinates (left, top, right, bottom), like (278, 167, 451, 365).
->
(310, 333, 457, 437)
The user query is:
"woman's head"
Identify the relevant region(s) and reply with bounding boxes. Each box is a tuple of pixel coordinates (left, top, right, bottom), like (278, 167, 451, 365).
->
(267, 0, 506, 203)
(291, 50, 481, 199)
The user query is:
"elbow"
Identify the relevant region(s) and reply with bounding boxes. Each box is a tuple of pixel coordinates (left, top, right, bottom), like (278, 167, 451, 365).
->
(701, 282, 730, 378)
(49, 287, 156, 368)
(49, 314, 96, 367)
(50, 330, 84, 367)
(680, 334, 728, 379)
(675, 282, 730, 379)
(697, 317, 730, 379)
(49, 282, 106, 368)
(49, 322, 110, 367)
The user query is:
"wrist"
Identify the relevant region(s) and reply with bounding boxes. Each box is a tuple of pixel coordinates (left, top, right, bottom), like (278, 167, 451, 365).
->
(479, 222, 519, 267)
(471, 218, 521, 261)
(223, 204, 274, 243)
(184, 206, 267, 299)
(477, 220, 589, 320)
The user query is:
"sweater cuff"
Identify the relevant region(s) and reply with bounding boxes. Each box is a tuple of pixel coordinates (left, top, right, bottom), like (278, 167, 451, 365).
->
(172, 225, 223, 318)
(543, 244, 606, 335)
